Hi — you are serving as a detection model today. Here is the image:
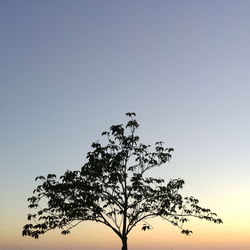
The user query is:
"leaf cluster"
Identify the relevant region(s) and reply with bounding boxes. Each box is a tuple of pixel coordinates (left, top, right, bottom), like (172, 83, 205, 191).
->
(23, 113, 222, 240)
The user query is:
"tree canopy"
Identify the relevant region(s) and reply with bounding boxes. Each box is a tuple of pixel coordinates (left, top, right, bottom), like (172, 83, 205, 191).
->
(23, 112, 222, 250)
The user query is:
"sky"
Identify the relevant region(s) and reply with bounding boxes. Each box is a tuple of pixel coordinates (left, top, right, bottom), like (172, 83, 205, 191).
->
(1, 0, 250, 249)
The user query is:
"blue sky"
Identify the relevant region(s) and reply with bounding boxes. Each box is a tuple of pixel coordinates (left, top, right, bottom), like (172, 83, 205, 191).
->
(1, 1, 250, 249)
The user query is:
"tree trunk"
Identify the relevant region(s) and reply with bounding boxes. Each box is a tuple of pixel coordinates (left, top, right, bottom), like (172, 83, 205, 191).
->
(121, 236, 128, 250)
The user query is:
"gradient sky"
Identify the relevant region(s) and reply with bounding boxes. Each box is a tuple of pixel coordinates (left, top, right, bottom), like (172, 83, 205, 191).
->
(1, 0, 250, 249)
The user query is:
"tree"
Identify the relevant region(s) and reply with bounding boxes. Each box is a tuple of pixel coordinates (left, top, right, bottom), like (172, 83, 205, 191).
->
(23, 113, 222, 250)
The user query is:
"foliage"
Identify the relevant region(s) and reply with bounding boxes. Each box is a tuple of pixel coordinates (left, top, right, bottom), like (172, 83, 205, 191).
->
(23, 113, 222, 249)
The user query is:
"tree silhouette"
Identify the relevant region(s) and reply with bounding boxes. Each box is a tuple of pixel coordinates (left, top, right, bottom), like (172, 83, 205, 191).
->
(23, 113, 222, 250)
